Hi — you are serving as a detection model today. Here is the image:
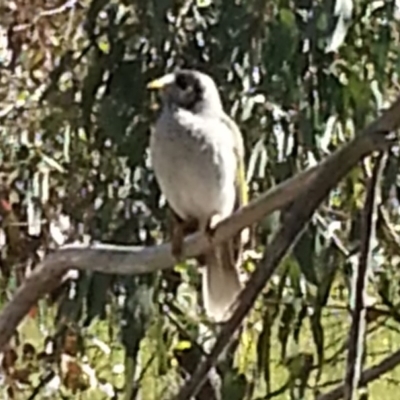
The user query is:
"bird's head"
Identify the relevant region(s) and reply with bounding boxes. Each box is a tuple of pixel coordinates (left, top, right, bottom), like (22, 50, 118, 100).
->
(147, 69, 223, 113)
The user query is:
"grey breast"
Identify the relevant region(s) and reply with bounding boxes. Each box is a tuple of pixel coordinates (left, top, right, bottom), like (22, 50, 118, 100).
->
(150, 107, 236, 222)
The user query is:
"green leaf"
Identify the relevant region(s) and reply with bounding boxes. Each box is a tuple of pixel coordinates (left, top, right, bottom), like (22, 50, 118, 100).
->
(292, 224, 319, 286)
(279, 8, 296, 28)
(55, 271, 90, 324)
(310, 311, 324, 374)
(121, 276, 156, 399)
(84, 272, 113, 326)
(175, 340, 192, 351)
(197, 0, 212, 8)
(278, 303, 295, 361)
(256, 292, 280, 394)
(285, 352, 314, 399)
(221, 368, 247, 400)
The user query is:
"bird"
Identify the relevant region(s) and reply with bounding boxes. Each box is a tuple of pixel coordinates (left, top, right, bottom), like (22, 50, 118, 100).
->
(147, 69, 248, 322)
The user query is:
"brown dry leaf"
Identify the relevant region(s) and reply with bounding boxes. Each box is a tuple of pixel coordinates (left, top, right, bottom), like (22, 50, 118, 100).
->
(63, 330, 79, 356)
(22, 342, 36, 362)
(62, 357, 89, 393)
(2, 347, 18, 372)
(11, 367, 32, 384)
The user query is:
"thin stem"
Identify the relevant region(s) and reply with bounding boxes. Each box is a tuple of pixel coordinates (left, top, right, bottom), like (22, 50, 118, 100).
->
(343, 153, 387, 400)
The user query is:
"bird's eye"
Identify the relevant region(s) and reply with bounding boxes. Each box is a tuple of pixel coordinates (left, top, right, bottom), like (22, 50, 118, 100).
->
(175, 74, 190, 90)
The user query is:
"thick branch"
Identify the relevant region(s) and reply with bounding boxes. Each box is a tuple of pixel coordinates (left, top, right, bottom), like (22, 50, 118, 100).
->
(0, 96, 399, 358)
(173, 96, 400, 399)
(42, 164, 318, 275)
(0, 158, 317, 351)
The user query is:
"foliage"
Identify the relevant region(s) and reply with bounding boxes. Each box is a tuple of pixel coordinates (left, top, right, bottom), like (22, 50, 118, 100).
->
(1, 0, 400, 399)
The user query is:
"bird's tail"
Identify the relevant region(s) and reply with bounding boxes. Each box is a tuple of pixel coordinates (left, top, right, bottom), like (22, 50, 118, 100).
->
(201, 241, 242, 322)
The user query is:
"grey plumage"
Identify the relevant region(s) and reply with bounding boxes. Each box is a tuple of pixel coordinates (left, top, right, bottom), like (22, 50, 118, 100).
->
(148, 69, 245, 321)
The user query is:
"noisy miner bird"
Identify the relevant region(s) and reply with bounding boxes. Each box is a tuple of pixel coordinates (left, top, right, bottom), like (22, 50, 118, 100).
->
(147, 69, 248, 322)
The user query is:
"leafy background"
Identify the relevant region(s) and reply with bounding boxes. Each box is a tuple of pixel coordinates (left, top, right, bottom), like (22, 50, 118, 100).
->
(1, 0, 400, 398)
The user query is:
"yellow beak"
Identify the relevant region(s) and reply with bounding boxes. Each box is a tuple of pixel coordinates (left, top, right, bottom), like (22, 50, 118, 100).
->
(146, 73, 175, 90)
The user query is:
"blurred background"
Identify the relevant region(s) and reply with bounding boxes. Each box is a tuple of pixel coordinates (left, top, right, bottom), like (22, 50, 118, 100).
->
(1, 0, 400, 398)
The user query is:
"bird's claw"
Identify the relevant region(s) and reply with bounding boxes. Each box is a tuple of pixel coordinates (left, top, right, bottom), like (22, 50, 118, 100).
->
(171, 221, 184, 263)
(169, 211, 199, 264)
(204, 213, 223, 245)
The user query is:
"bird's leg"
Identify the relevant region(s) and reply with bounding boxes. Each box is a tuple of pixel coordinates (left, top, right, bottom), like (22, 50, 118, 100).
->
(209, 213, 223, 231)
(168, 209, 185, 262)
(195, 215, 223, 269)
(203, 213, 224, 245)
(171, 224, 184, 262)
(200, 213, 237, 271)
(168, 208, 199, 263)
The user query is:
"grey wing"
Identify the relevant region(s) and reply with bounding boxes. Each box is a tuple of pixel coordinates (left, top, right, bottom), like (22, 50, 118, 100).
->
(219, 113, 247, 209)
(220, 113, 245, 163)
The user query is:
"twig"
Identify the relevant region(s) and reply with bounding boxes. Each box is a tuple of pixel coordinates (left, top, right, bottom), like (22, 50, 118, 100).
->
(11, 0, 78, 33)
(173, 97, 398, 399)
(317, 347, 400, 400)
(315, 213, 351, 256)
(163, 300, 210, 359)
(343, 152, 387, 400)
(0, 160, 317, 352)
(0, 96, 399, 358)
(27, 369, 56, 400)
(378, 205, 400, 255)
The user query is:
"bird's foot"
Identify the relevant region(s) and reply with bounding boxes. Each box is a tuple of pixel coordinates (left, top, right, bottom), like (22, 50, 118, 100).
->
(204, 213, 223, 246)
(171, 220, 185, 263)
(169, 210, 199, 264)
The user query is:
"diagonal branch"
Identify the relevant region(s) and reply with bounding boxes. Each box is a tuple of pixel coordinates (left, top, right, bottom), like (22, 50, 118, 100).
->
(0, 97, 400, 359)
(173, 96, 400, 399)
(343, 152, 387, 400)
(317, 347, 400, 400)
(0, 158, 317, 351)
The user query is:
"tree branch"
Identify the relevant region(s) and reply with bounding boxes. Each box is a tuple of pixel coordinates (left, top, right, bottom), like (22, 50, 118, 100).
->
(0, 96, 399, 360)
(173, 96, 400, 399)
(44, 163, 319, 275)
(317, 347, 400, 400)
(343, 152, 386, 400)
(0, 157, 317, 351)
